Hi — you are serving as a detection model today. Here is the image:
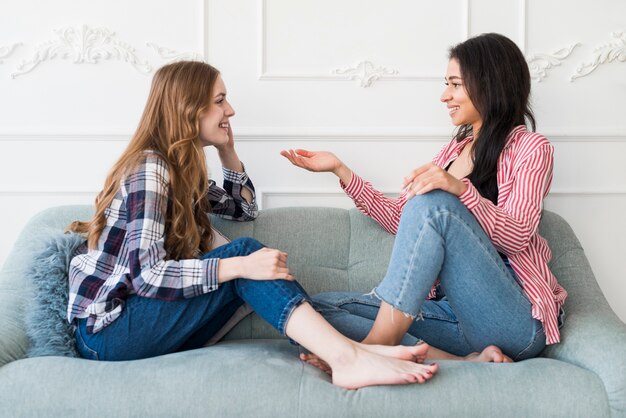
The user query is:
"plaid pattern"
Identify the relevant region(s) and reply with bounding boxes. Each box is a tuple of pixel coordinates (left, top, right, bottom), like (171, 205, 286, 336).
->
(68, 152, 258, 334)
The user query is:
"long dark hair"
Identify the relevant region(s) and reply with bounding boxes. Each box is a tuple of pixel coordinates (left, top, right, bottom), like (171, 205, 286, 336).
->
(449, 33, 536, 204)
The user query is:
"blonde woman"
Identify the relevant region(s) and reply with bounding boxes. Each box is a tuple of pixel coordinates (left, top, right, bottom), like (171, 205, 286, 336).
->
(66, 61, 438, 390)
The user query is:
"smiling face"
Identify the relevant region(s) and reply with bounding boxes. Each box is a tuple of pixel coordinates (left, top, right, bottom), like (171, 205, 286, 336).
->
(440, 58, 482, 134)
(199, 74, 235, 147)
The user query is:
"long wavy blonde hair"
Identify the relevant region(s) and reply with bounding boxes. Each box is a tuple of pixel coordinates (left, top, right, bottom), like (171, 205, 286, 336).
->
(68, 61, 219, 260)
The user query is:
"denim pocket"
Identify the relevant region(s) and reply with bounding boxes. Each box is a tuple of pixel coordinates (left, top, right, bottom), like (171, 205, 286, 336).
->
(74, 325, 100, 361)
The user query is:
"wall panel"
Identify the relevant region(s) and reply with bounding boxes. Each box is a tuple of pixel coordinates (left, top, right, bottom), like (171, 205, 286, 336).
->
(1, 0, 624, 322)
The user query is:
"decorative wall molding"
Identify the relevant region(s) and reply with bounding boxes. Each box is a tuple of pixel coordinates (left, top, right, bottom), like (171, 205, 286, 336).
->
(527, 44, 579, 82)
(258, 0, 470, 83)
(2, 189, 625, 209)
(331, 61, 399, 87)
(1, 131, 626, 143)
(11, 25, 152, 79)
(147, 43, 204, 64)
(0, 43, 21, 64)
(0, 189, 98, 196)
(257, 188, 397, 210)
(255, 188, 626, 209)
(571, 31, 626, 81)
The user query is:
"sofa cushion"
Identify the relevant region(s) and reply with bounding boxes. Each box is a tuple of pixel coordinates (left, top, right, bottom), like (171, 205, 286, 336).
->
(0, 339, 610, 417)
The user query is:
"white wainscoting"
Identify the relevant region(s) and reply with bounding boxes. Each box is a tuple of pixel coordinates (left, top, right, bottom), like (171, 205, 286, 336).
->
(1, 0, 625, 322)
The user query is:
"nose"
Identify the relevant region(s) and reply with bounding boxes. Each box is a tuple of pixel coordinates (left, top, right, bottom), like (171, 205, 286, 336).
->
(440, 87, 451, 103)
(225, 100, 235, 117)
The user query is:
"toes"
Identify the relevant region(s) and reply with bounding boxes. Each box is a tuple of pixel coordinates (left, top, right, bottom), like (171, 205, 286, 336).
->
(404, 373, 419, 384)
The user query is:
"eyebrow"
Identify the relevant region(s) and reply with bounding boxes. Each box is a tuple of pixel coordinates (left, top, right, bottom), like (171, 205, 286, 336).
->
(445, 76, 463, 81)
(214, 92, 226, 99)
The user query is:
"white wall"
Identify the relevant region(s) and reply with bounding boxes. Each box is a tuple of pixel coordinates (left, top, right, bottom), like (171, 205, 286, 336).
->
(1, 0, 625, 321)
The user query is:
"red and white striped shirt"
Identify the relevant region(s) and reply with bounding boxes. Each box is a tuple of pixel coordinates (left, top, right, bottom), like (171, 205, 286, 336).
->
(341, 125, 567, 345)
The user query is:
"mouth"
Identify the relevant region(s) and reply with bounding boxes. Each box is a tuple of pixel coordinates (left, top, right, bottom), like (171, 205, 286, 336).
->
(448, 106, 460, 116)
(219, 121, 229, 131)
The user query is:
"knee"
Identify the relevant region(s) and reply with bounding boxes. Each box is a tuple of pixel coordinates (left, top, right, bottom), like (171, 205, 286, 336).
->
(403, 189, 464, 216)
(229, 237, 265, 255)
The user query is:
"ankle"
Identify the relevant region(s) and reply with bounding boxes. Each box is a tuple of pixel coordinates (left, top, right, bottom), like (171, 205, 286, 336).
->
(326, 341, 360, 369)
(362, 335, 400, 346)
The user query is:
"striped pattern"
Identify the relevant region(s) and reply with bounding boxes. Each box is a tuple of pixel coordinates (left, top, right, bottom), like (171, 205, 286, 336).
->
(342, 125, 566, 344)
(67, 151, 258, 334)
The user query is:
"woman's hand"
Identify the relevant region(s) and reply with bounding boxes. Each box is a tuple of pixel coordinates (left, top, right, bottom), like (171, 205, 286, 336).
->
(218, 248, 294, 283)
(403, 162, 467, 199)
(280, 149, 341, 172)
(280, 149, 353, 184)
(215, 124, 236, 154)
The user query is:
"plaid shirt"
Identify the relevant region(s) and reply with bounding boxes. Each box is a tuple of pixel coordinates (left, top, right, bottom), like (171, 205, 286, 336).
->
(68, 151, 258, 334)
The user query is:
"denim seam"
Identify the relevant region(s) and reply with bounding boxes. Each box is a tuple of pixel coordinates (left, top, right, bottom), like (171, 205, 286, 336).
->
(384, 209, 473, 318)
(338, 296, 456, 323)
(444, 210, 531, 304)
(75, 325, 99, 360)
(278, 295, 309, 336)
(372, 287, 418, 320)
(513, 326, 544, 361)
(395, 215, 432, 313)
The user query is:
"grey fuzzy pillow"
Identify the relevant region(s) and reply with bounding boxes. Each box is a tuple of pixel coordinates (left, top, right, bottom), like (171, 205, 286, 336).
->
(24, 230, 84, 358)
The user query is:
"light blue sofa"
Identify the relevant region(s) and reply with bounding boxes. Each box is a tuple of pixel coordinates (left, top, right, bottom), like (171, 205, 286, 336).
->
(1, 205, 625, 417)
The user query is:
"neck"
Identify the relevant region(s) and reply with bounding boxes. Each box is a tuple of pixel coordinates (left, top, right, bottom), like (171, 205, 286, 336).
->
(472, 122, 482, 138)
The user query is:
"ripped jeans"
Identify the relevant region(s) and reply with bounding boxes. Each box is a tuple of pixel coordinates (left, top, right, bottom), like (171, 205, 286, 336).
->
(313, 190, 546, 361)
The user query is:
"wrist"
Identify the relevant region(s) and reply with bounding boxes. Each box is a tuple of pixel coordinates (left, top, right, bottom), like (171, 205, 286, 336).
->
(455, 180, 468, 196)
(333, 163, 352, 184)
(217, 146, 236, 158)
(217, 257, 244, 283)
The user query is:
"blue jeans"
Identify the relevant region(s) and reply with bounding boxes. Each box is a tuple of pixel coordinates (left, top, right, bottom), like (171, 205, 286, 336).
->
(74, 237, 310, 361)
(313, 190, 546, 361)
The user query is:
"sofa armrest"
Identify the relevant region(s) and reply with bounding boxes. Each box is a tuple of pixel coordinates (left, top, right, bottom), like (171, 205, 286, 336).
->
(542, 247, 626, 417)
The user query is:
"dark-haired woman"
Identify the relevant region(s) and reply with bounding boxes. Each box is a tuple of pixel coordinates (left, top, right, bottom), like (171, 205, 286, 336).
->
(282, 33, 567, 364)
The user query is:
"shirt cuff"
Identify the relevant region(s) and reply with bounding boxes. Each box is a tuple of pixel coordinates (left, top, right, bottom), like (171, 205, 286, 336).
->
(340, 172, 364, 199)
(223, 163, 249, 184)
(204, 258, 220, 292)
(458, 178, 481, 210)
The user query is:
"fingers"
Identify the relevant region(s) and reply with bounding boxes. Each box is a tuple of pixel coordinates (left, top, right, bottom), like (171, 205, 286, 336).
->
(403, 163, 463, 198)
(256, 248, 294, 281)
(402, 163, 433, 188)
(405, 173, 440, 198)
(227, 124, 234, 141)
(294, 149, 313, 157)
(280, 149, 309, 170)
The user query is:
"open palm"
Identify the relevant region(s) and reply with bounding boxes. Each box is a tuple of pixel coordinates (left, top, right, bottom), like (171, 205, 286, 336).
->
(280, 149, 341, 173)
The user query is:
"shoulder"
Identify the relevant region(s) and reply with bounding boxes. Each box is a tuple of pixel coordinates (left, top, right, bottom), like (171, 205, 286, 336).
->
(130, 151, 170, 180)
(508, 126, 553, 160)
(123, 151, 171, 193)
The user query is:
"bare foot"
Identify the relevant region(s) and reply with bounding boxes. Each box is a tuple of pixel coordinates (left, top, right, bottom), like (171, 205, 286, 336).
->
(358, 341, 429, 363)
(329, 345, 438, 390)
(464, 345, 513, 363)
(300, 352, 332, 374)
(300, 342, 429, 375)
